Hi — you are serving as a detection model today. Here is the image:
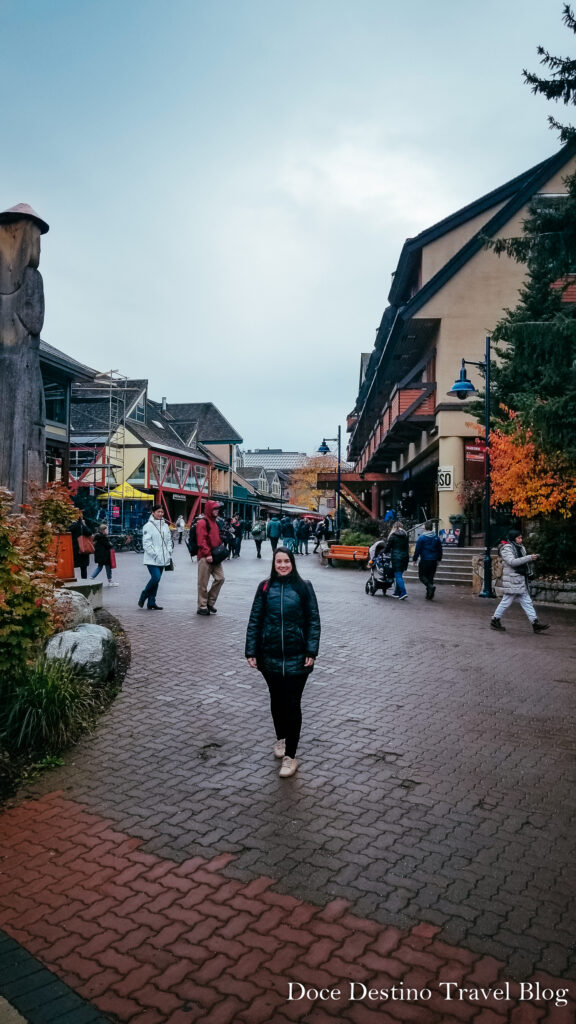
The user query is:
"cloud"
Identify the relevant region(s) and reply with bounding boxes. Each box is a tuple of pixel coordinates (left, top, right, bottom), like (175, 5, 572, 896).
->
(277, 128, 465, 231)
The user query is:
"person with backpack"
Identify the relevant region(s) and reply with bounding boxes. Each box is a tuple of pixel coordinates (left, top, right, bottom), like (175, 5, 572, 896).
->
(251, 515, 268, 558)
(266, 514, 281, 553)
(490, 530, 549, 633)
(245, 547, 321, 778)
(196, 500, 227, 616)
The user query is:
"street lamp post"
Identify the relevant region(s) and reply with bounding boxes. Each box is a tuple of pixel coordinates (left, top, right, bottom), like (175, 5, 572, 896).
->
(447, 336, 495, 599)
(318, 425, 342, 540)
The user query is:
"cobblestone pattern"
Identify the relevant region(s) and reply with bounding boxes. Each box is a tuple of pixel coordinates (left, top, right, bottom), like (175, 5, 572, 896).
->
(0, 793, 574, 1023)
(1, 544, 575, 1021)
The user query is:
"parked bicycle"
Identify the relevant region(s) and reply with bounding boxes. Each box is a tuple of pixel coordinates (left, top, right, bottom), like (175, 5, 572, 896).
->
(109, 531, 144, 553)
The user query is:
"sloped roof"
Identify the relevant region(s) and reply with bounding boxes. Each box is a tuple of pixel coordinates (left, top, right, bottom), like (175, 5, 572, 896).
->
(240, 450, 308, 470)
(122, 400, 210, 462)
(389, 143, 576, 310)
(70, 388, 210, 462)
(40, 340, 96, 381)
(352, 142, 576, 427)
(236, 466, 265, 484)
(165, 402, 243, 444)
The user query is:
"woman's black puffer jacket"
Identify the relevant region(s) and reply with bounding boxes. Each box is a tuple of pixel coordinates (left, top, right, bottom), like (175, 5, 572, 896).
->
(384, 529, 409, 572)
(245, 577, 321, 676)
(93, 532, 113, 567)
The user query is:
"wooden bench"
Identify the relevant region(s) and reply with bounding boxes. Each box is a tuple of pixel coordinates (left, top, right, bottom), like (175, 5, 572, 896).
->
(322, 544, 370, 567)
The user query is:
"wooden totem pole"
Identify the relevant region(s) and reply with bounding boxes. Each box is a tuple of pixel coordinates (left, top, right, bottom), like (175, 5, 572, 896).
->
(0, 203, 49, 506)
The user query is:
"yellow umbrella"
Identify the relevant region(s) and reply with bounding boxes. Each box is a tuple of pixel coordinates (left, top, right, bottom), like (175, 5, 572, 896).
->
(97, 483, 154, 501)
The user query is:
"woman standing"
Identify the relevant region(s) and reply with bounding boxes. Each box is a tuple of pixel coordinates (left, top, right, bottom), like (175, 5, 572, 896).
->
(70, 513, 93, 580)
(139, 504, 173, 611)
(91, 523, 118, 586)
(245, 548, 321, 778)
(384, 520, 410, 600)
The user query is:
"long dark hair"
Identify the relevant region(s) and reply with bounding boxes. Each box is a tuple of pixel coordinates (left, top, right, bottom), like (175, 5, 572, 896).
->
(269, 546, 303, 583)
(265, 547, 310, 612)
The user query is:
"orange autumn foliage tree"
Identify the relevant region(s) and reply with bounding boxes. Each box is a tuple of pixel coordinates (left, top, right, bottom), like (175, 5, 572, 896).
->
(491, 413, 576, 518)
(288, 455, 338, 510)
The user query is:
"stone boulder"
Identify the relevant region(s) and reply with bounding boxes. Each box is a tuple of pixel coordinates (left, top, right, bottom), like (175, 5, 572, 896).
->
(53, 588, 95, 630)
(45, 623, 116, 684)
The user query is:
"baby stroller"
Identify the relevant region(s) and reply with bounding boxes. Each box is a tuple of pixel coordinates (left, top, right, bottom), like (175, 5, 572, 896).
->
(365, 541, 395, 596)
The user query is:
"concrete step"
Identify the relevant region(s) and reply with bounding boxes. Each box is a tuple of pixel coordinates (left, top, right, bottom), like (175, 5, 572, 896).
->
(406, 546, 483, 586)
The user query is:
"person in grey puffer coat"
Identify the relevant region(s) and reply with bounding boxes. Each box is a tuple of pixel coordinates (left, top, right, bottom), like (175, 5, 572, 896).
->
(491, 530, 549, 633)
(245, 547, 321, 779)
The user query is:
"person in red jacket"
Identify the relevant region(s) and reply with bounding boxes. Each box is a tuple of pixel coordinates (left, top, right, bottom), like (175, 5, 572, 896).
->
(196, 500, 226, 616)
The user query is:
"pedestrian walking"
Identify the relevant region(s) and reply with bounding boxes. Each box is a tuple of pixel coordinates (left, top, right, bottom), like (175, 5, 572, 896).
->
(312, 519, 326, 553)
(266, 514, 281, 553)
(412, 520, 442, 600)
(245, 547, 321, 778)
(490, 530, 549, 633)
(231, 514, 243, 557)
(251, 515, 268, 558)
(280, 515, 295, 552)
(91, 523, 118, 586)
(175, 514, 186, 544)
(138, 505, 173, 611)
(196, 500, 227, 616)
(384, 520, 409, 600)
(297, 517, 311, 554)
(70, 513, 93, 580)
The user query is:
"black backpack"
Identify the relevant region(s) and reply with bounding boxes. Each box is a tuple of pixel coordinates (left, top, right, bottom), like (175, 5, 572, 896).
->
(187, 519, 202, 557)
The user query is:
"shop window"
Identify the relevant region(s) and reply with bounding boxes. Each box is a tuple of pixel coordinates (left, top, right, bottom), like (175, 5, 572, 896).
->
(44, 379, 68, 424)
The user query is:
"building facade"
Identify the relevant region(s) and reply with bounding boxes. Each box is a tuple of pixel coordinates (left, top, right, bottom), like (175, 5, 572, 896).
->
(347, 145, 576, 532)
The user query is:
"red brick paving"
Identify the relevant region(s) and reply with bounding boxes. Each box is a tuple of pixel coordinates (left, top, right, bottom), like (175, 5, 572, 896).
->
(0, 792, 574, 1023)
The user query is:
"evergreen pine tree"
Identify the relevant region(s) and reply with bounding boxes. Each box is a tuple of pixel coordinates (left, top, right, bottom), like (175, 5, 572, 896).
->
(523, 3, 576, 142)
(488, 172, 576, 462)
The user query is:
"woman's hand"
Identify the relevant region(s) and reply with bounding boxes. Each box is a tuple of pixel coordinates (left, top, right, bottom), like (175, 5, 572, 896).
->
(305, 657, 315, 668)
(246, 657, 257, 668)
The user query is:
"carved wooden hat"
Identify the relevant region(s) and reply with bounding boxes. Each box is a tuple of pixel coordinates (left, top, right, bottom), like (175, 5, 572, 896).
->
(0, 203, 49, 234)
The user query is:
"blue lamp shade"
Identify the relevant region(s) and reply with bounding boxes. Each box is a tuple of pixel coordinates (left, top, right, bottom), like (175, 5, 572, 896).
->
(447, 364, 476, 400)
(317, 439, 330, 454)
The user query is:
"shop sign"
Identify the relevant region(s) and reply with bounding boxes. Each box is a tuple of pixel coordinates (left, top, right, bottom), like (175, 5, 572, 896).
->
(465, 443, 486, 463)
(437, 466, 454, 491)
(112, 504, 120, 518)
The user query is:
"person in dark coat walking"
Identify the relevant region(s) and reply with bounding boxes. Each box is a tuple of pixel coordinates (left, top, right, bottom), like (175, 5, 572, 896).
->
(384, 520, 409, 599)
(266, 515, 281, 553)
(412, 521, 443, 600)
(245, 548, 321, 778)
(91, 524, 118, 586)
(70, 513, 93, 580)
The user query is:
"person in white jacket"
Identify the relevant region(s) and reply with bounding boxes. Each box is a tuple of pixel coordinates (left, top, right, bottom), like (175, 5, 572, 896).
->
(490, 530, 549, 633)
(138, 505, 173, 610)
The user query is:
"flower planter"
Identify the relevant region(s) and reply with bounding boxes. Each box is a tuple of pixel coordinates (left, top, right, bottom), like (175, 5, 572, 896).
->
(49, 533, 76, 582)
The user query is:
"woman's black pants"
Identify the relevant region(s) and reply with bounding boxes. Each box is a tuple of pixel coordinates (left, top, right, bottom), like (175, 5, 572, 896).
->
(263, 672, 308, 759)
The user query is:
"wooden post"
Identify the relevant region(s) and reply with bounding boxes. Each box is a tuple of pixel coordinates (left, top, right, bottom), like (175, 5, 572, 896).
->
(0, 205, 49, 507)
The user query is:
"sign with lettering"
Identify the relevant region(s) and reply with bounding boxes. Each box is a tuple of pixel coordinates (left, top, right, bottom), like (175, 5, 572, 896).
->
(437, 466, 454, 491)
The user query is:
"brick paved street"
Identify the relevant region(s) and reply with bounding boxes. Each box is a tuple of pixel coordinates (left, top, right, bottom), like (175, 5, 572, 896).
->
(0, 541, 575, 1023)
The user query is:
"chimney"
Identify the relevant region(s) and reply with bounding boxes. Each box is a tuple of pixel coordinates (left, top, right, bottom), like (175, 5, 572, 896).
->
(161, 397, 167, 413)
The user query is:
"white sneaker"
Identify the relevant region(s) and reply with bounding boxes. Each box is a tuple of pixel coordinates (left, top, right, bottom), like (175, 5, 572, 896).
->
(279, 756, 298, 778)
(107, 581, 119, 587)
(273, 739, 286, 759)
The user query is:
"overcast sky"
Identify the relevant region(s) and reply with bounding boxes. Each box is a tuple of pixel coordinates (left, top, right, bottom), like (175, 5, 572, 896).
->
(1, 0, 570, 453)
